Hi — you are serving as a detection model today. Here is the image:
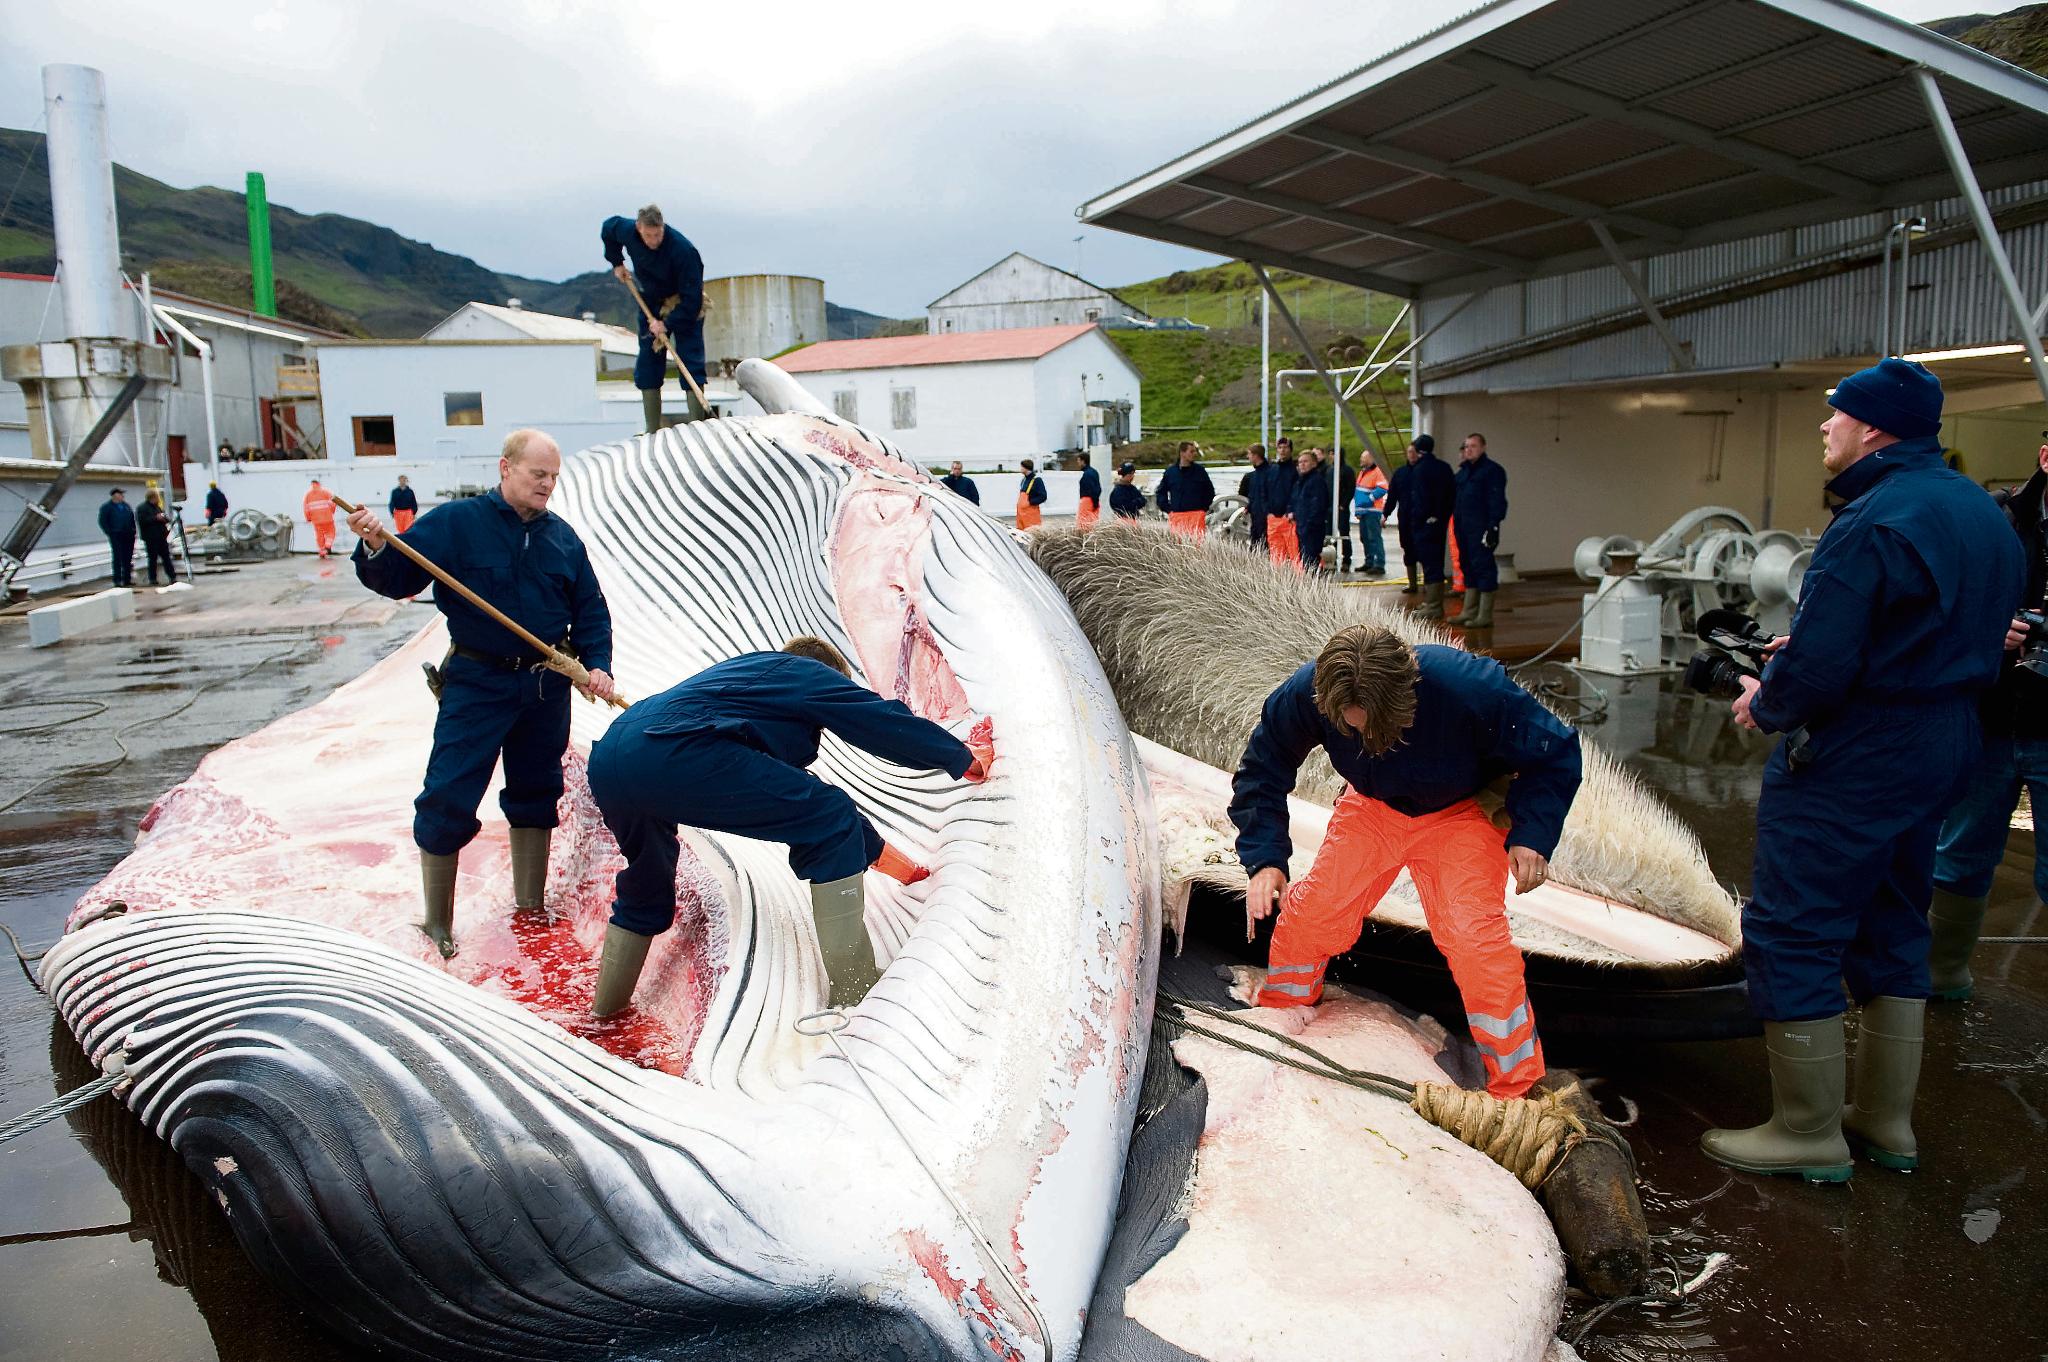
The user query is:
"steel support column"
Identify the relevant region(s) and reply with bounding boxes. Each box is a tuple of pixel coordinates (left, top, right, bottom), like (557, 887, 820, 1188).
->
(1913, 67, 2048, 406)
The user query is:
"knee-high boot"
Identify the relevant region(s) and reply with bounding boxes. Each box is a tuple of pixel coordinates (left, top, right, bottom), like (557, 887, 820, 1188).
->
(810, 873, 881, 1007)
(1701, 1016, 1853, 1182)
(509, 826, 550, 912)
(419, 850, 459, 959)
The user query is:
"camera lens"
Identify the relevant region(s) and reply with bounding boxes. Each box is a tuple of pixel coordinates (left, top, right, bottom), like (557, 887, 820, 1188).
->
(1683, 649, 1749, 700)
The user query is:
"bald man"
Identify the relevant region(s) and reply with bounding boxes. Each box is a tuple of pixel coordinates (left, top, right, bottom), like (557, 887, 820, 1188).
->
(349, 429, 616, 958)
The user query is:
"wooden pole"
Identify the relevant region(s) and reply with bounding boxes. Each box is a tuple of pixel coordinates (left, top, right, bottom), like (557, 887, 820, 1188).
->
(334, 495, 626, 709)
(617, 273, 713, 414)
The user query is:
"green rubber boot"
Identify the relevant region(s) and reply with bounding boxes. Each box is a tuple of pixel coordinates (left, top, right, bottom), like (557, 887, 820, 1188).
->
(640, 386, 662, 434)
(1416, 581, 1446, 620)
(1449, 588, 1481, 626)
(509, 826, 551, 912)
(1471, 590, 1496, 628)
(419, 850, 459, 959)
(811, 873, 881, 1008)
(1927, 887, 1987, 1001)
(1701, 1016, 1853, 1182)
(1842, 996, 1925, 1171)
(1401, 563, 1420, 595)
(591, 924, 654, 1017)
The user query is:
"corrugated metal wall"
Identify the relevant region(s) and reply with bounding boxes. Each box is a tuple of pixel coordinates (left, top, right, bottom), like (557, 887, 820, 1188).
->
(1419, 181, 2048, 395)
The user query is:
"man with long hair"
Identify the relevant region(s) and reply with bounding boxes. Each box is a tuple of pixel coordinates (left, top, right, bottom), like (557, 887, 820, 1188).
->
(1230, 624, 1582, 1098)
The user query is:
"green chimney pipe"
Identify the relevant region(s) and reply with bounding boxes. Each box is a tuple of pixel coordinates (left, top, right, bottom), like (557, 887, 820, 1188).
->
(246, 171, 275, 317)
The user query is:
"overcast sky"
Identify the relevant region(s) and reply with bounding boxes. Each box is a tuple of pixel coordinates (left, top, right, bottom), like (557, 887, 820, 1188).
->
(1, 0, 1969, 317)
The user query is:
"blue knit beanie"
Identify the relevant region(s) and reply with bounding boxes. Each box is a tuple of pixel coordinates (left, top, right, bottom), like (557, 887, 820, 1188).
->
(1828, 357, 1943, 439)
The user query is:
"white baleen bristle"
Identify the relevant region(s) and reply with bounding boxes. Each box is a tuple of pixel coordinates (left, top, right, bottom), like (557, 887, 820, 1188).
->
(1029, 524, 1740, 947)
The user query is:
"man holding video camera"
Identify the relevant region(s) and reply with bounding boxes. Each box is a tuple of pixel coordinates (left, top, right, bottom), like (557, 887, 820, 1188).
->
(1705, 358, 2021, 1182)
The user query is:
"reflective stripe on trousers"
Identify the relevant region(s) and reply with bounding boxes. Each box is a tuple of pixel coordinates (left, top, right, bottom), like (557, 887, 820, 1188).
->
(1260, 789, 1543, 1099)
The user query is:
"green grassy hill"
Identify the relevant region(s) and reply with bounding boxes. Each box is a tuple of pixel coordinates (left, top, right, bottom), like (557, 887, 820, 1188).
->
(1105, 262, 1413, 465)
(1926, 5, 2048, 72)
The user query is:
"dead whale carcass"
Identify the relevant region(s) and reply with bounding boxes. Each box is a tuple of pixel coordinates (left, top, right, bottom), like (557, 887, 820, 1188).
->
(1028, 524, 1749, 1040)
(40, 366, 1160, 1362)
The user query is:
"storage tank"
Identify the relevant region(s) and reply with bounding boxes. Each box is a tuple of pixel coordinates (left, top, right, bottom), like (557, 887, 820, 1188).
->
(702, 275, 826, 372)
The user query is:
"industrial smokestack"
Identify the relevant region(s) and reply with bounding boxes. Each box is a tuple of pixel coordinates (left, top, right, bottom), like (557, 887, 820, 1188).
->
(42, 65, 126, 341)
(246, 172, 276, 317)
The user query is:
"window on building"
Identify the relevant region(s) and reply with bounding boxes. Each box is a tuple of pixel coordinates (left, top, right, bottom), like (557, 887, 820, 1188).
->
(444, 391, 484, 426)
(891, 387, 917, 431)
(1085, 308, 1099, 322)
(353, 415, 397, 457)
(832, 390, 858, 422)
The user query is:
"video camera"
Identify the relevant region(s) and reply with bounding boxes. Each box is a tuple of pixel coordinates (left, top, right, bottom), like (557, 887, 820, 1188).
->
(2015, 608, 2048, 680)
(1681, 608, 1778, 699)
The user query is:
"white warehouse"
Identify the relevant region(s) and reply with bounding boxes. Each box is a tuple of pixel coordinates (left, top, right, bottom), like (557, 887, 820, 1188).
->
(773, 323, 1142, 466)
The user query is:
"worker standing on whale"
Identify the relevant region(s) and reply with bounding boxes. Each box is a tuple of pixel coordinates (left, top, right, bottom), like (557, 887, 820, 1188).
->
(602, 204, 706, 433)
(1230, 623, 1582, 1099)
(347, 428, 615, 957)
(584, 637, 992, 1015)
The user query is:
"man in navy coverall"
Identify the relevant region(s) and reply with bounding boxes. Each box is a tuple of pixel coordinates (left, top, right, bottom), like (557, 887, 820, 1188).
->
(584, 639, 992, 1014)
(348, 428, 615, 958)
(601, 204, 706, 433)
(1404, 434, 1457, 620)
(1702, 358, 2021, 1182)
(1449, 433, 1508, 629)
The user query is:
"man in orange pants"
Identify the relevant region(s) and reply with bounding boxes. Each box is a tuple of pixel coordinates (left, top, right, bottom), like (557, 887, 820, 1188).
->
(1230, 624, 1583, 1098)
(1015, 459, 1048, 530)
(303, 478, 337, 558)
(1155, 440, 1215, 539)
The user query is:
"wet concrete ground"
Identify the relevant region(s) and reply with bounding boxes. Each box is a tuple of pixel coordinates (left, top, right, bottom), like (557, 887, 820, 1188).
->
(0, 566, 2042, 1360)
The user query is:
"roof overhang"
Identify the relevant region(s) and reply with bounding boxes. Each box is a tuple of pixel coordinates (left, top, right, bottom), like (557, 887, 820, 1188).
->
(1078, 0, 2048, 299)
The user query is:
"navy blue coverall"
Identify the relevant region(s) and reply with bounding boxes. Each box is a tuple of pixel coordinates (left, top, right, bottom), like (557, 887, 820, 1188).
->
(1230, 647, 1583, 874)
(586, 653, 973, 936)
(1078, 463, 1102, 506)
(1290, 464, 1332, 570)
(98, 495, 135, 586)
(1744, 436, 2022, 1021)
(1243, 462, 1270, 546)
(1406, 451, 1457, 584)
(939, 473, 981, 505)
(1453, 453, 1509, 593)
(601, 216, 706, 392)
(1110, 481, 1146, 521)
(1383, 462, 1417, 577)
(204, 486, 229, 522)
(388, 483, 419, 516)
(1155, 462, 1216, 515)
(355, 490, 613, 856)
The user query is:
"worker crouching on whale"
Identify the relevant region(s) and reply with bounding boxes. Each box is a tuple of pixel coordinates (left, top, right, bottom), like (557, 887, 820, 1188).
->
(585, 637, 992, 1015)
(1230, 624, 1582, 1098)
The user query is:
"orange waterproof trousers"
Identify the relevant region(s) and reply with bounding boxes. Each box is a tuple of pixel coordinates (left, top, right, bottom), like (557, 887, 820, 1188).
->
(1257, 789, 1544, 1099)
(1168, 510, 1207, 540)
(1265, 513, 1301, 570)
(313, 522, 336, 556)
(1016, 492, 1043, 530)
(1076, 497, 1100, 529)
(393, 509, 416, 533)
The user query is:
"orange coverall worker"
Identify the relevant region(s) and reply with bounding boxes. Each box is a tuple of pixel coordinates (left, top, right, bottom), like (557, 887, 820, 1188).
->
(1016, 471, 1048, 530)
(1229, 647, 1583, 1098)
(303, 483, 337, 557)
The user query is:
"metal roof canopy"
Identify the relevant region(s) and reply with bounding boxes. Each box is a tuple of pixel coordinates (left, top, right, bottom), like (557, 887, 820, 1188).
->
(1077, 0, 2048, 305)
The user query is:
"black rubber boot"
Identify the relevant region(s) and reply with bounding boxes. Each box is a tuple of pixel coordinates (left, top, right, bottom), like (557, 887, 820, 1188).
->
(419, 850, 458, 959)
(509, 826, 550, 913)
(591, 925, 654, 1017)
(1927, 887, 1987, 1001)
(1842, 996, 1925, 1171)
(810, 874, 881, 1007)
(1401, 563, 1420, 594)
(1701, 1016, 1853, 1182)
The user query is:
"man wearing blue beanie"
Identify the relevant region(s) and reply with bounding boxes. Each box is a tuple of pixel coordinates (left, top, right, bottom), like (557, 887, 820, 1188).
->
(1702, 357, 2022, 1182)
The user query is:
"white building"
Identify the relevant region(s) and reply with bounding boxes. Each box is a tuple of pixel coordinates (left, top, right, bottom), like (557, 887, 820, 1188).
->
(772, 323, 1142, 467)
(927, 253, 1150, 334)
(179, 338, 738, 554)
(424, 301, 639, 378)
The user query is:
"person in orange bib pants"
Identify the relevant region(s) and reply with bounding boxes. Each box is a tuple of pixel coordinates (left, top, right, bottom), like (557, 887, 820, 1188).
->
(1231, 625, 1583, 1099)
(1076, 452, 1101, 529)
(389, 474, 419, 533)
(1266, 511, 1301, 570)
(1015, 459, 1048, 530)
(303, 478, 337, 558)
(1155, 441, 1215, 540)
